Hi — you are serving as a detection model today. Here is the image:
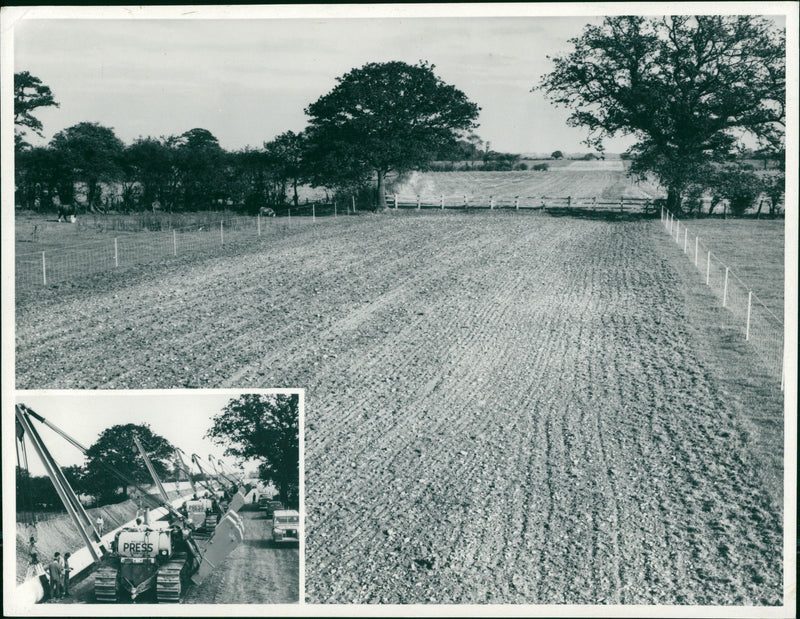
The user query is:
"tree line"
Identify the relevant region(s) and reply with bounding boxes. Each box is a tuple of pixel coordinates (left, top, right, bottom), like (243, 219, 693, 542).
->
(15, 16, 786, 215)
(15, 61, 480, 213)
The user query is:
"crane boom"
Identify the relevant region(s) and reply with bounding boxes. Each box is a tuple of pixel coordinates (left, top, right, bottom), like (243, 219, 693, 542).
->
(15, 405, 106, 563)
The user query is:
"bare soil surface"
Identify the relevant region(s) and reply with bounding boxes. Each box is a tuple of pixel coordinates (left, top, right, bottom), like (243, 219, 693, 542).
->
(45, 510, 298, 604)
(16, 212, 784, 605)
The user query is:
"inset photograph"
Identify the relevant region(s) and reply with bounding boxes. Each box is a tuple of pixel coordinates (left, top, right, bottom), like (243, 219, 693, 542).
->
(12, 390, 301, 608)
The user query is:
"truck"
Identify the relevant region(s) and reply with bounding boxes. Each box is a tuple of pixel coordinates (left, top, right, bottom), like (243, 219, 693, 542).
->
(271, 509, 300, 544)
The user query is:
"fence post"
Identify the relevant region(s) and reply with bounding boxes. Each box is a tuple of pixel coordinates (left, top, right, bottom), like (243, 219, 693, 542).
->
(567, 196, 571, 208)
(417, 195, 421, 210)
(313, 204, 316, 222)
(490, 195, 494, 210)
(257, 214, 261, 236)
(464, 195, 468, 208)
(440, 195, 444, 209)
(515, 196, 520, 210)
(352, 195, 356, 213)
(220, 220, 224, 245)
(683, 228, 688, 253)
(41, 251, 47, 285)
(592, 196, 597, 209)
(334, 202, 337, 218)
(394, 194, 398, 210)
(661, 204, 664, 223)
(694, 236, 698, 266)
(706, 250, 711, 285)
(619, 196, 624, 212)
(722, 266, 729, 307)
(114, 238, 119, 267)
(745, 290, 752, 340)
(173, 230, 177, 256)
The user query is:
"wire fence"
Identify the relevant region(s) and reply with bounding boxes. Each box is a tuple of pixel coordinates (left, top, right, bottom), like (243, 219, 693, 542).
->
(16, 196, 659, 293)
(660, 207, 784, 388)
(15, 204, 336, 292)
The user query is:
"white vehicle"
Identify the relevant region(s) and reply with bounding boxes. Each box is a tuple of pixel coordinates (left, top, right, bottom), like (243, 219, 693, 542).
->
(272, 510, 300, 544)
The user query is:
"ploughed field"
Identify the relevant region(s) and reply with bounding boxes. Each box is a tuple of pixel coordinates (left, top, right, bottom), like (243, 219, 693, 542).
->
(16, 211, 783, 604)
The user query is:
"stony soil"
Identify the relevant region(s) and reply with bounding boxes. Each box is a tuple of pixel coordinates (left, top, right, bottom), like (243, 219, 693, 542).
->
(15, 212, 784, 605)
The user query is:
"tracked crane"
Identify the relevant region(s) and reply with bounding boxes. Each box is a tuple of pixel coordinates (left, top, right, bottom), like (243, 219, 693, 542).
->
(14, 404, 245, 604)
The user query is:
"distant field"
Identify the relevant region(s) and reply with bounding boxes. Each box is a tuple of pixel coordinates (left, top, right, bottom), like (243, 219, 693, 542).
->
(389, 161, 663, 201)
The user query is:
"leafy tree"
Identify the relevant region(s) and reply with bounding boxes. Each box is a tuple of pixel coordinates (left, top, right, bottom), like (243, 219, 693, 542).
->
(761, 172, 785, 216)
(15, 146, 68, 211)
(551, 150, 563, 160)
(84, 424, 175, 504)
(305, 60, 480, 208)
(174, 128, 225, 210)
(708, 163, 763, 216)
(50, 122, 125, 210)
(264, 130, 307, 208)
(206, 394, 299, 506)
(14, 71, 58, 150)
(123, 137, 178, 210)
(228, 147, 286, 212)
(538, 16, 785, 211)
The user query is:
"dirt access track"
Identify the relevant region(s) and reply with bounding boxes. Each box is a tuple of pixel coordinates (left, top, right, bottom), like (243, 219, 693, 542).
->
(47, 509, 299, 605)
(16, 211, 784, 604)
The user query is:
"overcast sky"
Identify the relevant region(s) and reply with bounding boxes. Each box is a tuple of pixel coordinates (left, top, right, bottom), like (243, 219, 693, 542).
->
(15, 391, 270, 477)
(11, 11, 644, 155)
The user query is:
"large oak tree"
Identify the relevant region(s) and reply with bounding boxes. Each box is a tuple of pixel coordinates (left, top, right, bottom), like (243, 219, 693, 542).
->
(538, 16, 785, 210)
(305, 60, 480, 208)
(84, 424, 174, 504)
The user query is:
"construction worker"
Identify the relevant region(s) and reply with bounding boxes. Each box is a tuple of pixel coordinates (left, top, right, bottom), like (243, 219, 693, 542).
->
(62, 552, 72, 597)
(47, 552, 63, 599)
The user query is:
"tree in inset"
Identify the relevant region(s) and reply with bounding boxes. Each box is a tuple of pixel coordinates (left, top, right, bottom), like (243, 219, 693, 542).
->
(206, 394, 299, 507)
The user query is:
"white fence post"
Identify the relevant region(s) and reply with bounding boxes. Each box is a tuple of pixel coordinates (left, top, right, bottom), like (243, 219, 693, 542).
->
(683, 228, 688, 253)
(257, 214, 261, 236)
(41, 251, 47, 285)
(515, 196, 520, 210)
(220, 220, 224, 245)
(334, 202, 337, 218)
(619, 196, 624, 213)
(745, 290, 752, 340)
(114, 238, 119, 267)
(464, 195, 468, 208)
(722, 266, 729, 307)
(352, 195, 356, 213)
(417, 195, 421, 210)
(173, 230, 177, 256)
(394, 194, 398, 210)
(440, 195, 444, 209)
(490, 195, 495, 210)
(706, 250, 711, 285)
(288, 208, 291, 221)
(313, 204, 316, 222)
(694, 236, 698, 266)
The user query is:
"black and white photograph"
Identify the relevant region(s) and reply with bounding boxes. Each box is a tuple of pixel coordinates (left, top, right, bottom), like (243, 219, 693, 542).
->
(10, 390, 301, 610)
(1, 2, 797, 616)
